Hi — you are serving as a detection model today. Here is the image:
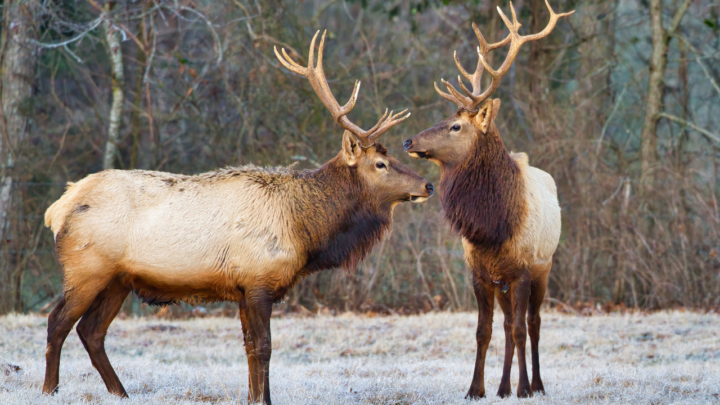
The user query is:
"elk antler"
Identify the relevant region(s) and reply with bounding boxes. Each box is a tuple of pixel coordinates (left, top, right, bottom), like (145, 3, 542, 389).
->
(275, 31, 410, 147)
(436, 0, 574, 111)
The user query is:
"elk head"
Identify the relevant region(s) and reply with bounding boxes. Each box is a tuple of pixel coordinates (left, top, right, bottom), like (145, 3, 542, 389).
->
(404, 0, 573, 170)
(276, 31, 434, 204)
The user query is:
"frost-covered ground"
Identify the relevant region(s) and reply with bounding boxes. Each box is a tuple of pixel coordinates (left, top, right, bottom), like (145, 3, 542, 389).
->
(1, 310, 718, 404)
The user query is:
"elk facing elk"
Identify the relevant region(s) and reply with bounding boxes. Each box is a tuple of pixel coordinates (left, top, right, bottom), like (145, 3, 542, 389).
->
(404, 1, 570, 398)
(42, 31, 432, 404)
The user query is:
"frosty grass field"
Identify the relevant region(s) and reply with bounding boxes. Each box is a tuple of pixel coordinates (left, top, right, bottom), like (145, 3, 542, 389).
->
(1, 310, 718, 404)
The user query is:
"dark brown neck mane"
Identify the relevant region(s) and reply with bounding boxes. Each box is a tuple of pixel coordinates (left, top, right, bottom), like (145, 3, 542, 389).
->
(440, 126, 525, 250)
(292, 151, 392, 274)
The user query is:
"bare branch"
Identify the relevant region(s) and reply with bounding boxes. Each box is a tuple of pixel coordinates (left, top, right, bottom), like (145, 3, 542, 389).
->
(596, 84, 628, 154)
(675, 35, 720, 100)
(143, 12, 158, 85)
(657, 113, 720, 144)
(27, 17, 103, 49)
(668, 0, 693, 37)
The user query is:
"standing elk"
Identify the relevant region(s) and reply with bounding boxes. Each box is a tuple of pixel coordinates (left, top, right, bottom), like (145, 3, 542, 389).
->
(42, 30, 433, 404)
(403, 1, 570, 398)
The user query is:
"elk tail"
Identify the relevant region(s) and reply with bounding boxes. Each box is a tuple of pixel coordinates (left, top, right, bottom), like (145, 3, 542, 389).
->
(44, 181, 79, 236)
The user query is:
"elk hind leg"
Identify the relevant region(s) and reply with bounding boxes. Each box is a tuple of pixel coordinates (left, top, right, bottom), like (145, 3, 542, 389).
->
(528, 266, 550, 394)
(239, 300, 260, 403)
(76, 279, 130, 397)
(43, 277, 112, 394)
(511, 274, 532, 398)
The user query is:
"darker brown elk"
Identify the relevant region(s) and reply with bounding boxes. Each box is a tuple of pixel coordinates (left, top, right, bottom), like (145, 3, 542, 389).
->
(42, 30, 432, 404)
(404, 1, 570, 399)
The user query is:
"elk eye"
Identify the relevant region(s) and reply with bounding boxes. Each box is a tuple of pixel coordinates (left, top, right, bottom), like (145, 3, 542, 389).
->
(375, 162, 387, 170)
(451, 124, 461, 131)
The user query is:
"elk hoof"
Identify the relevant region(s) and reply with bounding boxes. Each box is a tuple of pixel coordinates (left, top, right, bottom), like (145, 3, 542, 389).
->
(517, 385, 533, 398)
(497, 384, 512, 398)
(532, 380, 545, 395)
(465, 387, 485, 399)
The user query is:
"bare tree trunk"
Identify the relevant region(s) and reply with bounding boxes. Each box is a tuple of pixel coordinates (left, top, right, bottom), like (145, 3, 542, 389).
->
(640, 0, 667, 188)
(0, 0, 37, 314)
(103, 2, 125, 170)
(640, 0, 692, 191)
(0, 176, 12, 313)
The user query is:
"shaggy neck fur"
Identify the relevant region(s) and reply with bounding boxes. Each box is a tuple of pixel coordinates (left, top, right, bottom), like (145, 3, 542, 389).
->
(290, 151, 392, 274)
(440, 125, 525, 251)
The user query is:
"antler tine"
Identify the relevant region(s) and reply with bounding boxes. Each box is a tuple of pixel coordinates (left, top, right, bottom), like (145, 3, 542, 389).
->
(310, 31, 342, 117)
(452, 47, 483, 103)
(363, 109, 390, 136)
(434, 81, 464, 107)
(472, 22, 512, 55)
(315, 30, 360, 117)
(274, 47, 307, 76)
(518, 0, 575, 44)
(458, 75, 475, 98)
(453, 51, 474, 84)
(442, 78, 473, 107)
(311, 31, 367, 136)
(466, 0, 573, 110)
(367, 109, 411, 143)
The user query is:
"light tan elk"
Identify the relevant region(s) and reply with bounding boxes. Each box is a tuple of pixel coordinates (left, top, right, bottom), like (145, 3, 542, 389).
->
(404, 1, 570, 398)
(42, 30, 433, 404)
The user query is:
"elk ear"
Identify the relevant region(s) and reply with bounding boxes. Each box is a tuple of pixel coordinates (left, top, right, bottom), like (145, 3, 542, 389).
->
(342, 131, 363, 166)
(491, 99, 501, 122)
(474, 99, 495, 134)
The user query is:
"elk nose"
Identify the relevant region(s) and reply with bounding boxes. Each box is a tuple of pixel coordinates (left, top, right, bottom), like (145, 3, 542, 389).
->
(426, 183, 434, 196)
(403, 139, 413, 151)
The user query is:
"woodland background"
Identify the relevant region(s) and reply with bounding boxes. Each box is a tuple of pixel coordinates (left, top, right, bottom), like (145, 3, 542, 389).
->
(1, 0, 718, 315)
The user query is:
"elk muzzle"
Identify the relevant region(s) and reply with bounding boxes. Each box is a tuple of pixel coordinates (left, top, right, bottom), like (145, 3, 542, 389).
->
(403, 137, 430, 159)
(410, 182, 434, 203)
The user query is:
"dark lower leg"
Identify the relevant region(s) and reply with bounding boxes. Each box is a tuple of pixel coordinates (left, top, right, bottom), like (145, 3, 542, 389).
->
(465, 277, 494, 399)
(528, 274, 548, 394)
(43, 287, 99, 395)
(43, 296, 68, 394)
(246, 292, 273, 405)
(496, 292, 514, 398)
(527, 313, 543, 394)
(511, 275, 532, 398)
(239, 300, 260, 402)
(76, 282, 130, 397)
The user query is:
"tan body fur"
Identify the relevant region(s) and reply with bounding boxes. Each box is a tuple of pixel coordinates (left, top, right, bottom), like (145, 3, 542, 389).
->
(46, 168, 311, 305)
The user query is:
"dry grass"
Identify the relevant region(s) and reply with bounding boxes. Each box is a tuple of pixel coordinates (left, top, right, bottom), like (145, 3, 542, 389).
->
(1, 310, 719, 404)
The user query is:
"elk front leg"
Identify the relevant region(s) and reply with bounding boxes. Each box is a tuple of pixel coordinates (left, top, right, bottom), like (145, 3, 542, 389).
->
(495, 287, 515, 398)
(466, 276, 494, 399)
(511, 273, 532, 398)
(245, 291, 273, 404)
(239, 300, 259, 403)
